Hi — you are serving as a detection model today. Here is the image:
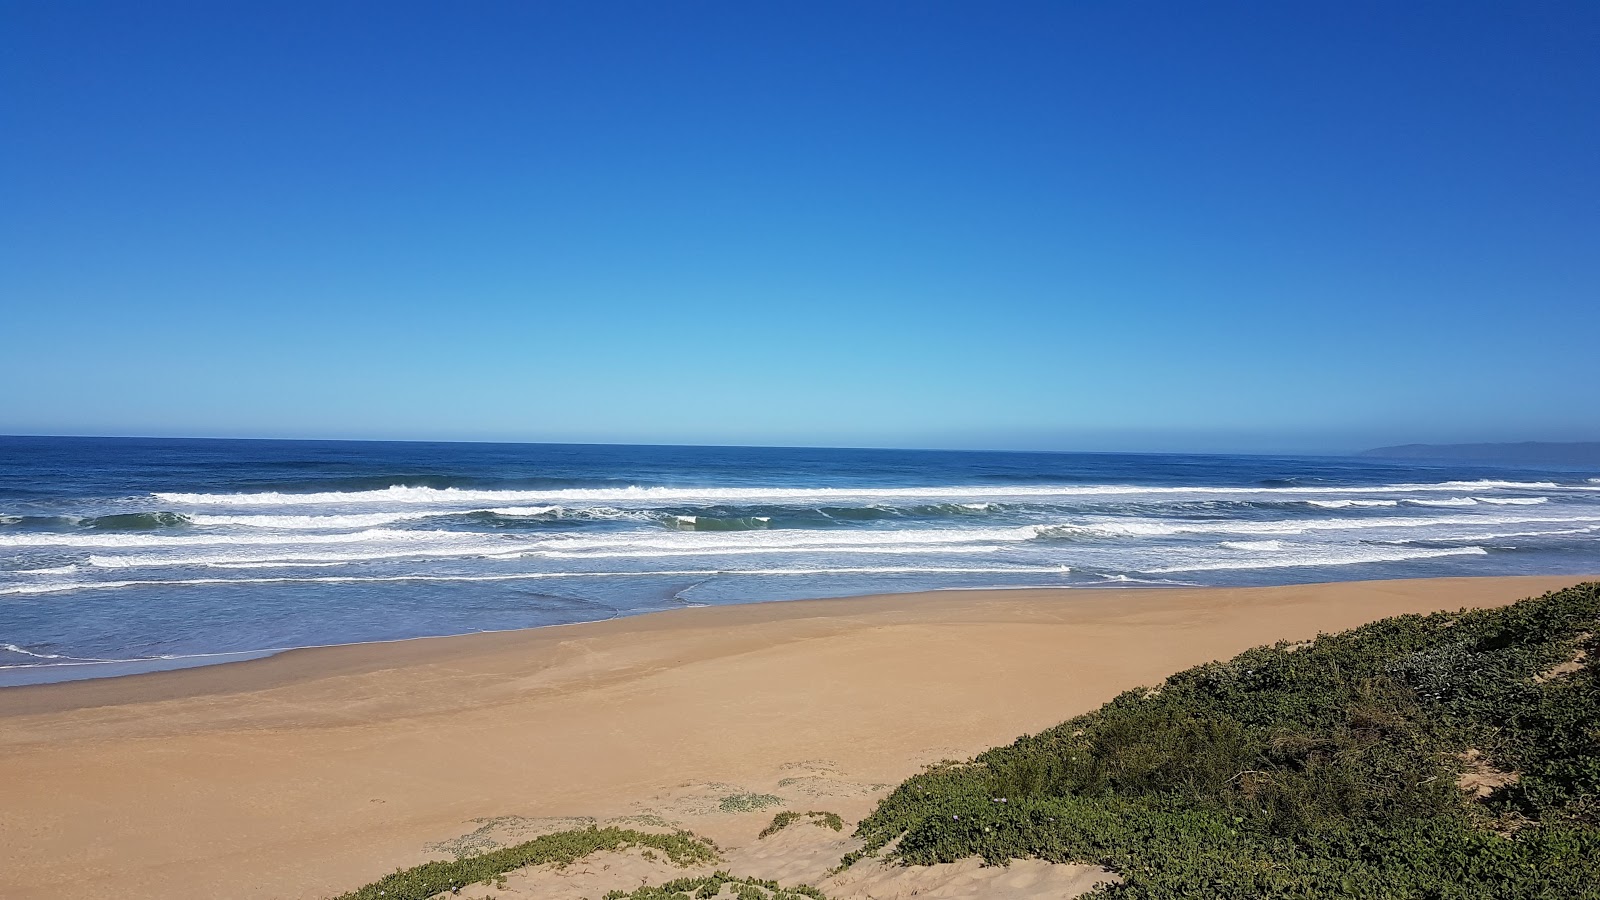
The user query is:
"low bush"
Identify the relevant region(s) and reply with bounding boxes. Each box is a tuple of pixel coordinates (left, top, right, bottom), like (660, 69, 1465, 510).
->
(847, 582, 1600, 898)
(759, 810, 845, 838)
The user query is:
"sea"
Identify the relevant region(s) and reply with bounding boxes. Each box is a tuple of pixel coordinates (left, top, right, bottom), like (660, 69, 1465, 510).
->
(2, 436, 1597, 686)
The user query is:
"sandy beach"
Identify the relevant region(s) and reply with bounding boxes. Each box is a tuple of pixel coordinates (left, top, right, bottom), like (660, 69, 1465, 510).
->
(0, 574, 1588, 899)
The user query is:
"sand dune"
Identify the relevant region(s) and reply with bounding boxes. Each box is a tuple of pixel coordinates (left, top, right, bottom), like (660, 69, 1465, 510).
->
(0, 574, 1584, 899)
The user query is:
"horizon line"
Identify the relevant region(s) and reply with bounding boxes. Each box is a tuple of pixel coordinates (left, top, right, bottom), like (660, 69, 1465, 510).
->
(0, 431, 1381, 459)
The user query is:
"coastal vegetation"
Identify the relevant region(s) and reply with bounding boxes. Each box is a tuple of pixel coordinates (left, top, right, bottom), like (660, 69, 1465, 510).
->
(334, 584, 1598, 900)
(717, 792, 785, 813)
(759, 811, 845, 839)
(332, 826, 717, 900)
(845, 582, 1600, 898)
(602, 872, 827, 900)
(333, 823, 837, 900)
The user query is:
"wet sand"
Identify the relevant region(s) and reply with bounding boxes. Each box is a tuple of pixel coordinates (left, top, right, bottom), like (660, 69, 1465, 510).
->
(0, 574, 1586, 899)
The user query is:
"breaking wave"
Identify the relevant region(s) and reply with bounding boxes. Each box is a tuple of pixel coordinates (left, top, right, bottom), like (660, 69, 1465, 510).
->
(1145, 545, 1489, 574)
(0, 564, 1074, 596)
(1032, 512, 1600, 540)
(660, 514, 773, 531)
(80, 512, 192, 530)
(1305, 499, 1399, 509)
(148, 478, 1576, 507)
(9, 439, 1600, 685)
(1219, 540, 1286, 551)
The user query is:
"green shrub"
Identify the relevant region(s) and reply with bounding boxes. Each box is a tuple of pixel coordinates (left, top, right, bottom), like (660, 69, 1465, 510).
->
(759, 810, 845, 838)
(848, 582, 1600, 898)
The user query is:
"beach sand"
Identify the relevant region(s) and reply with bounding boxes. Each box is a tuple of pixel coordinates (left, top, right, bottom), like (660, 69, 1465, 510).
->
(0, 574, 1587, 899)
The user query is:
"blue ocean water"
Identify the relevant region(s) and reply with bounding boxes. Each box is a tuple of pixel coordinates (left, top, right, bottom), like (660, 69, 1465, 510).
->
(2, 436, 1598, 686)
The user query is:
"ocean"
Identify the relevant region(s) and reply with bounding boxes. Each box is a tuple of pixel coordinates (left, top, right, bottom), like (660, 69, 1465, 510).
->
(2, 436, 1597, 685)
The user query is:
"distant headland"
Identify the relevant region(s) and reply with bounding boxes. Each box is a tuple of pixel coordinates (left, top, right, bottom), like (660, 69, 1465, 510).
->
(1361, 441, 1600, 465)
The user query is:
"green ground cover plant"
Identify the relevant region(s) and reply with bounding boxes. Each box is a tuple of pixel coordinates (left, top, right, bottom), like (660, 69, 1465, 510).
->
(718, 792, 785, 813)
(846, 582, 1600, 898)
(602, 871, 827, 900)
(333, 826, 718, 900)
(759, 811, 845, 839)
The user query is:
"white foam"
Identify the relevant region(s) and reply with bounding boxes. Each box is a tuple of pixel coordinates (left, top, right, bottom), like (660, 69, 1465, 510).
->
(0, 527, 489, 549)
(185, 512, 420, 529)
(0, 648, 277, 669)
(147, 478, 1578, 508)
(12, 507, 646, 532)
(1308, 496, 1546, 509)
(542, 526, 1037, 553)
(0, 644, 141, 665)
(1145, 545, 1488, 574)
(86, 538, 519, 570)
(708, 565, 1066, 577)
(486, 506, 563, 517)
(1305, 499, 1399, 509)
(1454, 525, 1599, 541)
(203, 560, 360, 569)
(1219, 540, 1285, 551)
(1034, 521, 1178, 539)
(533, 544, 1006, 560)
(10, 509, 1595, 579)
(16, 564, 79, 575)
(1, 643, 63, 659)
(1253, 512, 1598, 535)
(0, 565, 1071, 596)
(1036, 513, 1600, 540)
(0, 522, 1019, 572)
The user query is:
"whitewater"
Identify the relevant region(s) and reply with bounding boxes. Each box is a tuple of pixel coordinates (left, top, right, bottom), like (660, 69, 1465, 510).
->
(2, 437, 1597, 684)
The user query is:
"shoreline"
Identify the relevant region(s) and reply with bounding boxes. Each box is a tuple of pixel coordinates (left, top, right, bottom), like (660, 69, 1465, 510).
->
(0, 578, 1180, 690)
(0, 569, 1571, 698)
(0, 573, 1591, 898)
(0, 577, 1196, 703)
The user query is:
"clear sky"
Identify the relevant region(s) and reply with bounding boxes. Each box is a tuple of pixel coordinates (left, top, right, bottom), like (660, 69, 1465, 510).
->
(2, 1, 1596, 453)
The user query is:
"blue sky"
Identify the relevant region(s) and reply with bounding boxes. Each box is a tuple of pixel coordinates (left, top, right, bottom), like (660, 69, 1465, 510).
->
(2, 1, 1596, 453)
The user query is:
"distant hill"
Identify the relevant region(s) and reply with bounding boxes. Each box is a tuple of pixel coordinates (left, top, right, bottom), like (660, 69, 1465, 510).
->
(1360, 441, 1600, 465)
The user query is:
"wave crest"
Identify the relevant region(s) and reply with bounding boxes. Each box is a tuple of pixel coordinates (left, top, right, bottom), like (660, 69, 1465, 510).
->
(661, 514, 772, 531)
(147, 478, 1573, 508)
(1145, 545, 1489, 573)
(81, 512, 192, 530)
